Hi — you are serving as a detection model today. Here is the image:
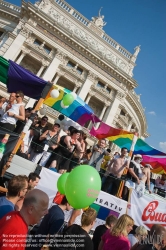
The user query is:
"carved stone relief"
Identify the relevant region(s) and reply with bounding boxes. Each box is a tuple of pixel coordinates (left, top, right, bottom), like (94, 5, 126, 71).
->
(87, 71, 97, 82)
(22, 47, 31, 55)
(45, 7, 130, 74)
(55, 49, 67, 61)
(39, 0, 51, 11)
(116, 91, 125, 100)
(20, 26, 31, 38)
(26, 34, 35, 44)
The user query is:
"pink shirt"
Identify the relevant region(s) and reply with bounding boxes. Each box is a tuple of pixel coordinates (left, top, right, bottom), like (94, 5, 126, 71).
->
(102, 229, 130, 250)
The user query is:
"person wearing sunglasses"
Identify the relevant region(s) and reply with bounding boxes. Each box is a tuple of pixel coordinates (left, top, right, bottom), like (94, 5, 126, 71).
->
(0, 91, 25, 131)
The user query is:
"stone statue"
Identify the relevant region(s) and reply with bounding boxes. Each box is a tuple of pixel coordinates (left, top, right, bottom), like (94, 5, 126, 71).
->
(133, 45, 141, 57)
(92, 7, 107, 29)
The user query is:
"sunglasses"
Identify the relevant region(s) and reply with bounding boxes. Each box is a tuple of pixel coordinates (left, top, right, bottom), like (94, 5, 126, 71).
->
(42, 119, 48, 122)
(16, 95, 20, 98)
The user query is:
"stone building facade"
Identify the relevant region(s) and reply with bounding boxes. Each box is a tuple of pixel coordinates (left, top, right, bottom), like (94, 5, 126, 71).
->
(0, 0, 148, 142)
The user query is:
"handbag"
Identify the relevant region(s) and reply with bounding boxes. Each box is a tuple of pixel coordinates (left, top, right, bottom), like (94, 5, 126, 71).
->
(34, 139, 48, 153)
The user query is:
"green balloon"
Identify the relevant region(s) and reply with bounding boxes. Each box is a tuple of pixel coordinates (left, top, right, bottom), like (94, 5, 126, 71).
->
(57, 173, 70, 194)
(65, 165, 101, 209)
(63, 93, 74, 106)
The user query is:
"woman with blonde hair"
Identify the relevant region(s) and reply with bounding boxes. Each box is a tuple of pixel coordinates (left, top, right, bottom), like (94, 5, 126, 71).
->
(128, 225, 148, 247)
(98, 214, 134, 250)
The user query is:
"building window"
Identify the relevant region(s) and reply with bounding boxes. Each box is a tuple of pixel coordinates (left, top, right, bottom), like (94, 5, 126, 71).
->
(97, 81, 105, 88)
(120, 110, 126, 116)
(106, 87, 111, 93)
(67, 61, 76, 68)
(131, 124, 135, 130)
(43, 44, 51, 54)
(67, 61, 83, 74)
(34, 39, 51, 54)
(0, 31, 4, 37)
(34, 39, 42, 46)
(77, 66, 83, 75)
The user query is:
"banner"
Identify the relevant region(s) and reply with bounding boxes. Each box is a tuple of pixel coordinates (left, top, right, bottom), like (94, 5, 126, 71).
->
(90, 191, 127, 229)
(36, 167, 60, 207)
(37, 168, 127, 229)
(128, 190, 166, 230)
(37, 168, 166, 229)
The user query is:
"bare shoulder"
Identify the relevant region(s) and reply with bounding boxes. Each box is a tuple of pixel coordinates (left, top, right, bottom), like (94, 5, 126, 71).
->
(143, 168, 150, 175)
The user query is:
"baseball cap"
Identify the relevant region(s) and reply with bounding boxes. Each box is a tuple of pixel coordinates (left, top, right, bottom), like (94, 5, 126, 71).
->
(134, 154, 142, 159)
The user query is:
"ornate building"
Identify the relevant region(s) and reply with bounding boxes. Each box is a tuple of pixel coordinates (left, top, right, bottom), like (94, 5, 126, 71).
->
(0, 0, 148, 140)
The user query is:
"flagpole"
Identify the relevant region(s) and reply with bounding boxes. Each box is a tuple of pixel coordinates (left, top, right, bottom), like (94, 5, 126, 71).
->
(117, 133, 138, 198)
(126, 188, 132, 214)
(2, 82, 53, 174)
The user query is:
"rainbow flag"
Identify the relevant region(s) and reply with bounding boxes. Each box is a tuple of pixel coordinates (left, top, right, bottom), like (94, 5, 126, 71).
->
(90, 123, 166, 156)
(142, 155, 166, 174)
(107, 135, 166, 156)
(43, 85, 100, 126)
(0, 56, 100, 126)
(90, 122, 133, 139)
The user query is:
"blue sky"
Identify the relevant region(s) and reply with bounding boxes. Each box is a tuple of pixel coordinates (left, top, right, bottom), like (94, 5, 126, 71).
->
(7, 0, 166, 152)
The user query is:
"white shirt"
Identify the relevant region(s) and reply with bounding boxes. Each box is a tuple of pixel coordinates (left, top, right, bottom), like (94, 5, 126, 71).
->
(128, 234, 138, 247)
(0, 102, 7, 119)
(1, 103, 24, 125)
(23, 130, 33, 153)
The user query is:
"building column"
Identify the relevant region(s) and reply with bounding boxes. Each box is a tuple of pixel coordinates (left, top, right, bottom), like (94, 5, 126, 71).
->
(78, 71, 97, 101)
(127, 120, 133, 131)
(99, 105, 107, 121)
(85, 93, 93, 104)
(42, 49, 67, 81)
(95, 101, 110, 129)
(53, 70, 64, 85)
(73, 80, 81, 93)
(16, 49, 28, 64)
(105, 91, 125, 126)
(73, 85, 78, 92)
(36, 60, 49, 77)
(16, 52, 25, 64)
(54, 74, 60, 85)
(3, 26, 31, 60)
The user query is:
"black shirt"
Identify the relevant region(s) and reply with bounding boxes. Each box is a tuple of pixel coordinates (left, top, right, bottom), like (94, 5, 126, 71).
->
(31, 124, 48, 148)
(56, 224, 93, 250)
(92, 224, 107, 250)
(131, 243, 157, 250)
(27, 205, 64, 250)
(127, 161, 140, 182)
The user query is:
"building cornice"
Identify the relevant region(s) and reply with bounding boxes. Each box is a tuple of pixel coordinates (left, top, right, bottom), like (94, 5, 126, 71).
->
(35, 0, 134, 64)
(0, 0, 21, 20)
(21, 0, 137, 79)
(126, 90, 147, 135)
(20, 10, 138, 92)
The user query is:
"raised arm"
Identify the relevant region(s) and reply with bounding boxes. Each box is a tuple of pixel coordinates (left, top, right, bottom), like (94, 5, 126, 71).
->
(39, 130, 49, 141)
(145, 168, 151, 193)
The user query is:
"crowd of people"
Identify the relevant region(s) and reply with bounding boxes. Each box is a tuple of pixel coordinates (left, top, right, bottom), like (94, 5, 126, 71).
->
(0, 92, 166, 200)
(0, 92, 166, 249)
(0, 176, 166, 250)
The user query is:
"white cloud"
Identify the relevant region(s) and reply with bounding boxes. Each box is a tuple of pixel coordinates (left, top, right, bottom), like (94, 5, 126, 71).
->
(148, 111, 156, 115)
(159, 142, 166, 153)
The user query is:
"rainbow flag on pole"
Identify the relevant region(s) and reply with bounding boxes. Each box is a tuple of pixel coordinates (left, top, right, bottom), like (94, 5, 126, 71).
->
(0, 56, 100, 126)
(43, 85, 100, 126)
